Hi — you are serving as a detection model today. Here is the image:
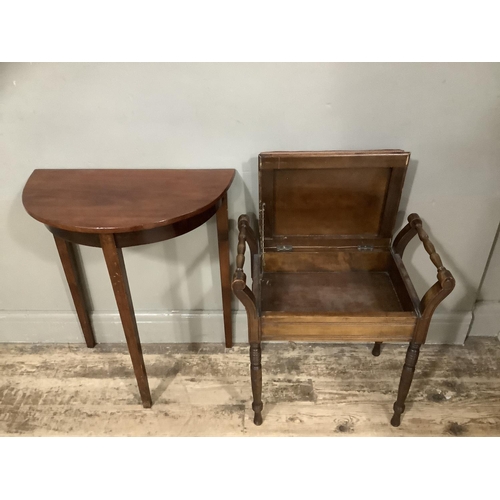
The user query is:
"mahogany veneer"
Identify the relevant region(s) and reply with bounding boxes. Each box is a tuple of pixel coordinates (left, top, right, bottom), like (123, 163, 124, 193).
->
(23, 168, 235, 408)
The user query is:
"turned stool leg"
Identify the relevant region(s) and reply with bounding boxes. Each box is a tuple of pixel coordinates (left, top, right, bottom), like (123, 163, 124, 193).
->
(372, 342, 382, 357)
(54, 236, 96, 348)
(101, 234, 152, 409)
(391, 342, 421, 427)
(250, 343, 263, 426)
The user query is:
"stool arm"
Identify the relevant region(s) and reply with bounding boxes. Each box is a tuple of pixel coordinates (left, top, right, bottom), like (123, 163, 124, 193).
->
(232, 214, 259, 342)
(239, 214, 258, 253)
(392, 213, 455, 342)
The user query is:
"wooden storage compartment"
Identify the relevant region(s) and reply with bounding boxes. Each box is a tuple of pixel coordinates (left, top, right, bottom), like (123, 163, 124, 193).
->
(259, 151, 418, 342)
(260, 251, 417, 342)
(233, 150, 455, 427)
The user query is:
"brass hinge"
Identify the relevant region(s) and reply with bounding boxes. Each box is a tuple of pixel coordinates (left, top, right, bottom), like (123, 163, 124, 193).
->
(357, 245, 374, 251)
(259, 202, 265, 251)
(277, 245, 293, 252)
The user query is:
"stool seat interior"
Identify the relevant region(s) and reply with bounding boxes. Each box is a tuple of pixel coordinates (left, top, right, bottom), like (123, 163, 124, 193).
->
(261, 270, 414, 315)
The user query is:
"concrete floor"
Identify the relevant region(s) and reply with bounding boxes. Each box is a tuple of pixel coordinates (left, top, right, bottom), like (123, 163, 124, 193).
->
(1, 337, 499, 436)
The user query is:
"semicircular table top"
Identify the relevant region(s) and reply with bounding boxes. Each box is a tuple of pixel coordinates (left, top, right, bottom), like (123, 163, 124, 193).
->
(23, 168, 235, 234)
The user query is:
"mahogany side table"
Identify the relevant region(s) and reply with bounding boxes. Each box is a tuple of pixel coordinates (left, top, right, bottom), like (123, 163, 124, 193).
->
(22, 168, 235, 408)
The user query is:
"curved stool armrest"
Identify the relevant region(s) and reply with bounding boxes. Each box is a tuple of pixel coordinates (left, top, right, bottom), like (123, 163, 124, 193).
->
(232, 214, 260, 342)
(393, 213, 455, 343)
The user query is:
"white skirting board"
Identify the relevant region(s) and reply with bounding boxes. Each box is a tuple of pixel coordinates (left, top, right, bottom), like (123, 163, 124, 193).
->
(0, 310, 473, 345)
(468, 301, 500, 339)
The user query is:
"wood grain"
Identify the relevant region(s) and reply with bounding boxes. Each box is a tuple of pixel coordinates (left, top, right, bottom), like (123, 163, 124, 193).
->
(46, 202, 220, 248)
(24, 168, 235, 408)
(273, 167, 391, 237)
(260, 150, 409, 169)
(263, 250, 390, 272)
(23, 169, 235, 233)
(53, 236, 96, 348)
(216, 194, 233, 348)
(234, 150, 453, 426)
(388, 252, 421, 315)
(260, 150, 408, 157)
(261, 272, 407, 313)
(259, 150, 409, 250)
(260, 320, 414, 342)
(1, 338, 498, 436)
(101, 233, 152, 408)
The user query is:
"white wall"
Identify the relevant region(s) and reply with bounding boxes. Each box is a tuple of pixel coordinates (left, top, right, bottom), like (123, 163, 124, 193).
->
(477, 225, 500, 302)
(469, 224, 500, 338)
(1, 63, 499, 343)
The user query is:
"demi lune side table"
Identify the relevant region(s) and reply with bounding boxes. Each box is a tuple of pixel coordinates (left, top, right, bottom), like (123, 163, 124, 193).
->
(22, 168, 235, 408)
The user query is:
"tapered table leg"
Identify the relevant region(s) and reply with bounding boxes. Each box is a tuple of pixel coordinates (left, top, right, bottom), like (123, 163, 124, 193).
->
(100, 234, 152, 408)
(54, 236, 96, 348)
(216, 193, 233, 348)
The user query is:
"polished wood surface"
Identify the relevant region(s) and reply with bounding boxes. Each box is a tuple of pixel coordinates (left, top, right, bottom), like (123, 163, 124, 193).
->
(47, 202, 220, 249)
(393, 213, 455, 345)
(232, 216, 259, 345)
(260, 311, 416, 342)
(24, 168, 235, 408)
(54, 236, 96, 348)
(23, 169, 235, 233)
(250, 343, 263, 426)
(260, 149, 408, 157)
(260, 320, 415, 342)
(234, 150, 455, 428)
(391, 342, 421, 427)
(101, 233, 152, 408)
(216, 194, 233, 348)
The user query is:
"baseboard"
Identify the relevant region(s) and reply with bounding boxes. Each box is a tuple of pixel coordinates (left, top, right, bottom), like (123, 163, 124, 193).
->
(0, 311, 249, 344)
(468, 301, 500, 338)
(425, 311, 473, 345)
(0, 310, 473, 345)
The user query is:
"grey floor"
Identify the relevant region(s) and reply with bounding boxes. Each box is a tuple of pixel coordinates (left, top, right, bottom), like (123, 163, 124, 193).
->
(1, 338, 499, 436)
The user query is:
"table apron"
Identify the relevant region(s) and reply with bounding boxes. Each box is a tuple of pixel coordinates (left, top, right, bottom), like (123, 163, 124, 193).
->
(46, 201, 220, 248)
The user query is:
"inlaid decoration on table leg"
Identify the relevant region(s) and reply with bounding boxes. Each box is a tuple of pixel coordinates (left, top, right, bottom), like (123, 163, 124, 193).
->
(100, 233, 152, 409)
